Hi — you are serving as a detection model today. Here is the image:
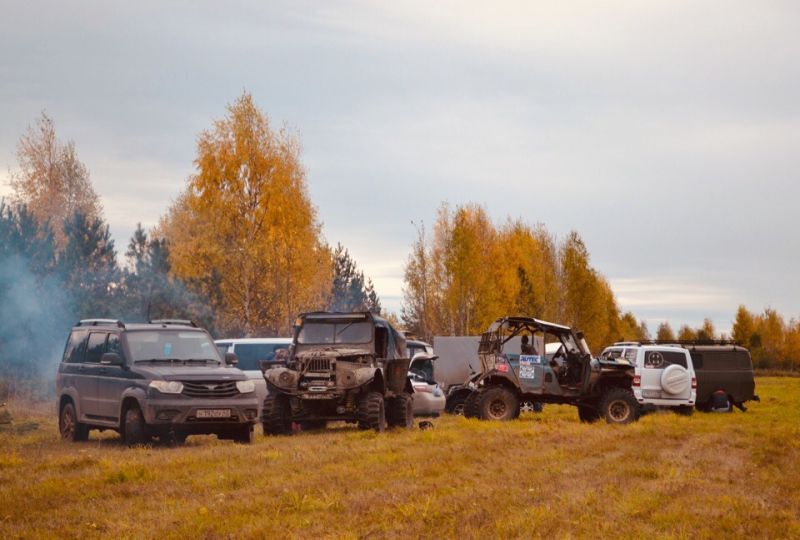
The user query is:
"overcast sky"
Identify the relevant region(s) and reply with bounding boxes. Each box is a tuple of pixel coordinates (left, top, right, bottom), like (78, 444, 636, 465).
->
(2, 1, 799, 333)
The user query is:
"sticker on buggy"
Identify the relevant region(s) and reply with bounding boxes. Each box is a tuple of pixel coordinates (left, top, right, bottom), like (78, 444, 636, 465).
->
(519, 355, 541, 379)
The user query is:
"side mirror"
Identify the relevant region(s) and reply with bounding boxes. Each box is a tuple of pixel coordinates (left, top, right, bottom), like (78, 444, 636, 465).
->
(225, 352, 239, 367)
(100, 352, 123, 366)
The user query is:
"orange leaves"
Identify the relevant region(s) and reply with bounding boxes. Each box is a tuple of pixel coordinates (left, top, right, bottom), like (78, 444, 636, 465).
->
(161, 93, 331, 336)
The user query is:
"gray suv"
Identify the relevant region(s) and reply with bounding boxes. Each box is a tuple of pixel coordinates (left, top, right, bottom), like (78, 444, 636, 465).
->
(56, 319, 260, 445)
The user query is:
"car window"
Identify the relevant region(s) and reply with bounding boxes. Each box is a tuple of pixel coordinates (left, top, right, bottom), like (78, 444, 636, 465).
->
(63, 330, 88, 364)
(644, 350, 687, 369)
(107, 333, 123, 358)
(623, 349, 638, 365)
(233, 343, 287, 371)
(127, 330, 221, 363)
(298, 322, 372, 344)
(86, 332, 108, 363)
(216, 342, 231, 355)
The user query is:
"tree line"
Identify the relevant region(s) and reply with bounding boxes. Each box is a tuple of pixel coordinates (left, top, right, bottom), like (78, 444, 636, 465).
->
(400, 203, 649, 349)
(1, 94, 797, 381)
(0, 97, 379, 379)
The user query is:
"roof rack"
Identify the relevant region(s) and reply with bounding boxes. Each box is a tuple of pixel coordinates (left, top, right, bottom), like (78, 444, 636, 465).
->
(149, 319, 197, 328)
(613, 339, 739, 347)
(77, 319, 125, 328)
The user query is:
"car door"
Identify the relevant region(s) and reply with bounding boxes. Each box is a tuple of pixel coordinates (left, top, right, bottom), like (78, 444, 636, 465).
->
(514, 334, 546, 395)
(79, 332, 108, 419)
(96, 332, 127, 423)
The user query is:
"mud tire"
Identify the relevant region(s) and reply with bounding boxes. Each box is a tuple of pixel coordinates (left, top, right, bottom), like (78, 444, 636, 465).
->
(446, 393, 469, 415)
(388, 393, 414, 429)
(599, 388, 640, 425)
(262, 392, 292, 435)
(477, 386, 519, 421)
(123, 406, 149, 446)
(59, 401, 89, 442)
(357, 391, 386, 432)
(233, 424, 255, 444)
(463, 389, 483, 419)
(577, 404, 601, 423)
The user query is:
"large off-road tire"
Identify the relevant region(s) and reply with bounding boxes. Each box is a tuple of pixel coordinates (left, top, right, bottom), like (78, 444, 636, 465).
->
(463, 389, 483, 419)
(233, 424, 255, 444)
(387, 393, 414, 429)
(446, 393, 469, 415)
(299, 420, 327, 431)
(123, 406, 150, 446)
(262, 392, 292, 435)
(59, 401, 89, 442)
(357, 391, 386, 432)
(477, 386, 519, 421)
(577, 404, 601, 423)
(599, 388, 640, 425)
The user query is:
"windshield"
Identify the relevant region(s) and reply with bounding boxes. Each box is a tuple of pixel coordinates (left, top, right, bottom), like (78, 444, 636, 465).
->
(297, 321, 372, 344)
(128, 330, 221, 364)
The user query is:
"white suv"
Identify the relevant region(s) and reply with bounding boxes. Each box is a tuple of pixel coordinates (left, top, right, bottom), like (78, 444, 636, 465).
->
(601, 343, 696, 415)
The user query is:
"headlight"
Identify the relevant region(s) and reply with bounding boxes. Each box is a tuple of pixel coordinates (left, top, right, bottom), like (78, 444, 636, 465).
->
(149, 380, 184, 394)
(236, 380, 256, 393)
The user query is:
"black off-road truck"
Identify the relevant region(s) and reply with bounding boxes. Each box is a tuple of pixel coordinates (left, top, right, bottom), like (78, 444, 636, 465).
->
(261, 312, 415, 434)
(463, 316, 639, 424)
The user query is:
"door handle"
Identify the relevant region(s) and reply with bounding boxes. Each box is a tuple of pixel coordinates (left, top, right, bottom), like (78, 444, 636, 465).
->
(98, 367, 107, 374)
(77, 365, 86, 372)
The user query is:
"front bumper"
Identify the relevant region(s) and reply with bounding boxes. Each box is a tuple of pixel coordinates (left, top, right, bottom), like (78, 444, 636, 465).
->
(142, 396, 260, 433)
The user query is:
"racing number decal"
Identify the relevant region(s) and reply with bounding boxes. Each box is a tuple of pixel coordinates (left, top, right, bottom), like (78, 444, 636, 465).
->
(519, 355, 541, 379)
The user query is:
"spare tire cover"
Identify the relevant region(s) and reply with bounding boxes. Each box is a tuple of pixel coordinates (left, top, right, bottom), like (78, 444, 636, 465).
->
(660, 364, 690, 395)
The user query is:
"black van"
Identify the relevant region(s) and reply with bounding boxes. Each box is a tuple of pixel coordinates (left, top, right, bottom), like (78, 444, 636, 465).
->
(686, 344, 758, 411)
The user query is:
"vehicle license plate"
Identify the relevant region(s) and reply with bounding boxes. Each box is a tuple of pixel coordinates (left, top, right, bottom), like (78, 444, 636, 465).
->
(196, 409, 231, 419)
(642, 390, 661, 398)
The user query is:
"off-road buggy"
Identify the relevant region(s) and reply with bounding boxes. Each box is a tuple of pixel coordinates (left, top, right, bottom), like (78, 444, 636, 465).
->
(261, 312, 415, 434)
(463, 316, 639, 424)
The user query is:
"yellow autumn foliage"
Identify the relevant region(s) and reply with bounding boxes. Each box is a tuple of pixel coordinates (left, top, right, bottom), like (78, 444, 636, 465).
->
(160, 93, 331, 336)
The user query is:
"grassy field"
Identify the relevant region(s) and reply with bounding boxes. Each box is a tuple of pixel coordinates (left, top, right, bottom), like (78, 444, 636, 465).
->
(1, 377, 799, 539)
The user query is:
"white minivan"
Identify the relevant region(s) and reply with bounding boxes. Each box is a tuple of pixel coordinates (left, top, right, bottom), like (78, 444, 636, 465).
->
(215, 338, 292, 415)
(601, 343, 696, 415)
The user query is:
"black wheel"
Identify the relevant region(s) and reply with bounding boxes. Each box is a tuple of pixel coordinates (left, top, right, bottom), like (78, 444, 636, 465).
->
(59, 402, 89, 442)
(446, 393, 469, 415)
(675, 405, 694, 416)
(123, 406, 150, 446)
(388, 393, 414, 429)
(710, 391, 733, 413)
(599, 388, 640, 425)
(262, 392, 292, 435)
(234, 424, 255, 444)
(299, 420, 327, 431)
(357, 391, 386, 432)
(577, 404, 601, 423)
(477, 386, 519, 421)
(463, 389, 483, 419)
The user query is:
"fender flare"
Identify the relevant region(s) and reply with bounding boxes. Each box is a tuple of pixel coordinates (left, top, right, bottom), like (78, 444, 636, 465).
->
(58, 389, 81, 419)
(118, 387, 148, 425)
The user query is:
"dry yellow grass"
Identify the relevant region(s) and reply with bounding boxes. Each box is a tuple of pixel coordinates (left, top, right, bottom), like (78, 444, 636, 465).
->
(1, 377, 798, 539)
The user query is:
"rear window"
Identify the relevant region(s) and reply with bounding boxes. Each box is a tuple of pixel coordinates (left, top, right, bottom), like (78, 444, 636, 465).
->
(233, 343, 288, 371)
(644, 350, 688, 369)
